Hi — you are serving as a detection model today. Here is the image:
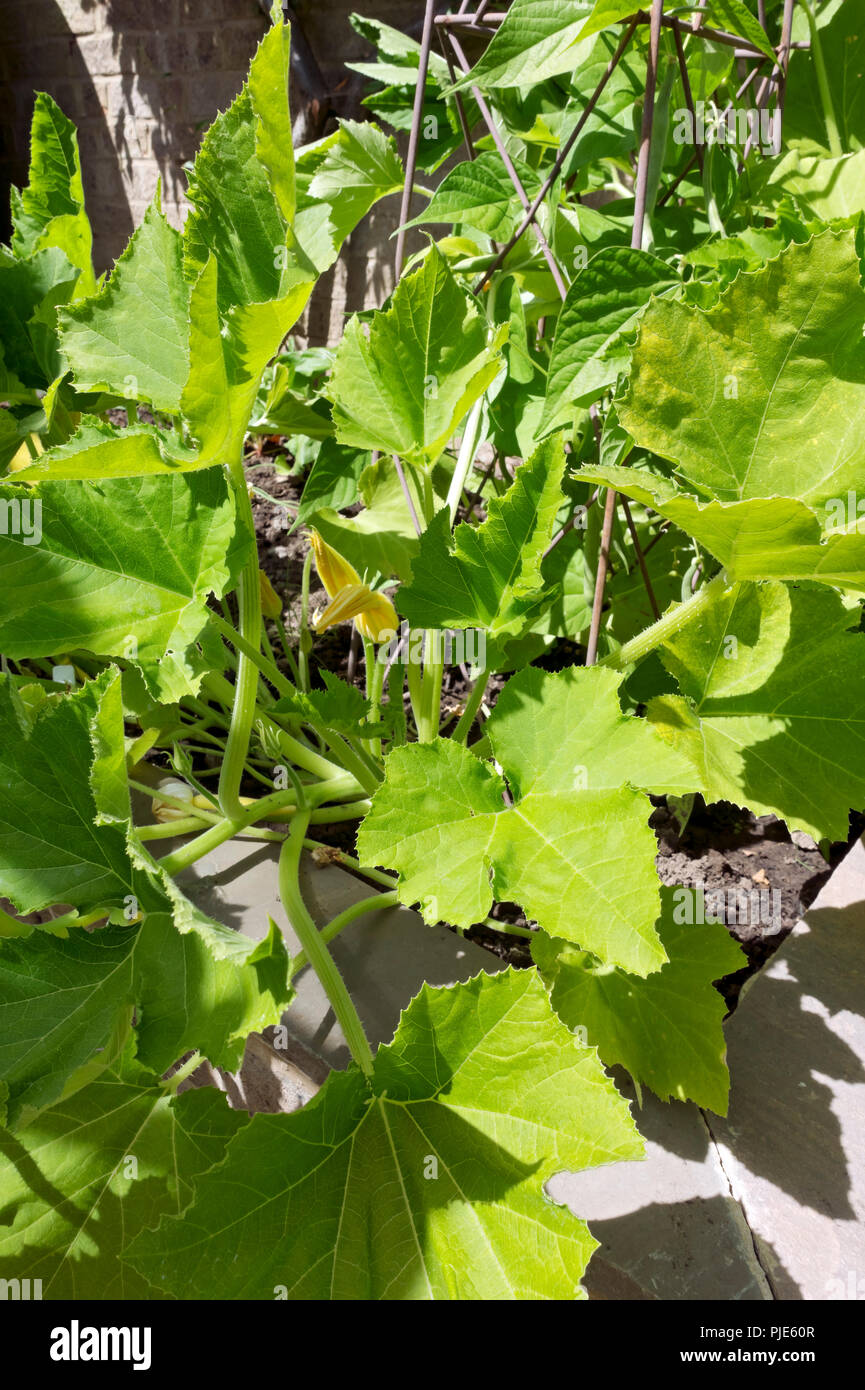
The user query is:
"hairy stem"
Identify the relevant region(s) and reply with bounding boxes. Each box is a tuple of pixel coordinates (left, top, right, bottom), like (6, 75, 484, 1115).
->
(218, 461, 263, 820)
(451, 664, 490, 743)
(212, 613, 295, 698)
(157, 773, 361, 875)
(290, 889, 399, 980)
(365, 638, 386, 758)
(481, 916, 535, 940)
(600, 571, 729, 670)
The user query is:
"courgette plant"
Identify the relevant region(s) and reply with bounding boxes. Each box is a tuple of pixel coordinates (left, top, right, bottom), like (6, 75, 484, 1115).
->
(0, 0, 863, 1300)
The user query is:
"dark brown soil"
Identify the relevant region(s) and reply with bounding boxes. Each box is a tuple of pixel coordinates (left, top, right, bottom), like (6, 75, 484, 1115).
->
(652, 800, 862, 1008)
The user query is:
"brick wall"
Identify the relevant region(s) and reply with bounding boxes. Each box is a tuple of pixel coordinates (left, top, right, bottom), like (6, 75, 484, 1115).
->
(0, 0, 431, 342)
(0, 0, 269, 266)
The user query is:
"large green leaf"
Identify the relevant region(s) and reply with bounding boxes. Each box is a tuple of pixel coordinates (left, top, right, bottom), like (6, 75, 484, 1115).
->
(0, 924, 135, 1128)
(0, 900, 282, 1128)
(539, 248, 678, 435)
(0, 672, 146, 922)
(359, 665, 701, 974)
(125, 969, 643, 1300)
(249, 11, 296, 225)
(182, 24, 304, 313)
(0, 1054, 248, 1298)
(403, 153, 541, 241)
(615, 230, 865, 510)
(0, 246, 79, 390)
(0, 671, 291, 1121)
(765, 148, 865, 221)
(398, 435, 567, 661)
(446, 0, 596, 91)
(578, 0, 775, 62)
(10, 92, 96, 298)
(0, 471, 249, 697)
(579, 231, 865, 588)
(59, 199, 190, 414)
(11, 413, 196, 482)
(534, 887, 745, 1114)
(574, 462, 865, 592)
(649, 580, 865, 842)
(177, 20, 316, 463)
(295, 120, 403, 273)
(190, 268, 314, 466)
(328, 246, 505, 469)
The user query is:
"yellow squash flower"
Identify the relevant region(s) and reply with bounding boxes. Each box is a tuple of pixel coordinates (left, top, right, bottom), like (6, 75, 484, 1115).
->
(308, 530, 398, 643)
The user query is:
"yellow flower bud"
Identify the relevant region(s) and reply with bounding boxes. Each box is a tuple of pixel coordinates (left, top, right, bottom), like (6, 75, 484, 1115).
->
(259, 569, 282, 619)
(308, 529, 361, 597)
(354, 590, 399, 644)
(313, 583, 398, 644)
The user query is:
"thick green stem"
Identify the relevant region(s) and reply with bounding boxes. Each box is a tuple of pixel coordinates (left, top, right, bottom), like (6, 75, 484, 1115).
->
(0, 903, 109, 936)
(406, 636, 425, 734)
(212, 613, 295, 697)
(363, 637, 385, 758)
(204, 672, 345, 782)
(298, 550, 312, 693)
(417, 629, 445, 743)
(139, 816, 237, 841)
(451, 665, 490, 743)
(157, 773, 360, 875)
(600, 572, 729, 670)
(481, 916, 535, 940)
(447, 396, 485, 524)
(279, 814, 374, 1077)
(218, 462, 263, 820)
(290, 889, 399, 980)
(317, 727, 381, 794)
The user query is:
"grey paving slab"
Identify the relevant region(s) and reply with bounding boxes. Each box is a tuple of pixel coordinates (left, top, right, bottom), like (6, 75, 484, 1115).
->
(552, 1075, 773, 1301)
(707, 836, 865, 1301)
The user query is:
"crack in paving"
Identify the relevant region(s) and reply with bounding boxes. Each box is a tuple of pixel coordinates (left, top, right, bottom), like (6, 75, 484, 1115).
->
(700, 1105, 777, 1301)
